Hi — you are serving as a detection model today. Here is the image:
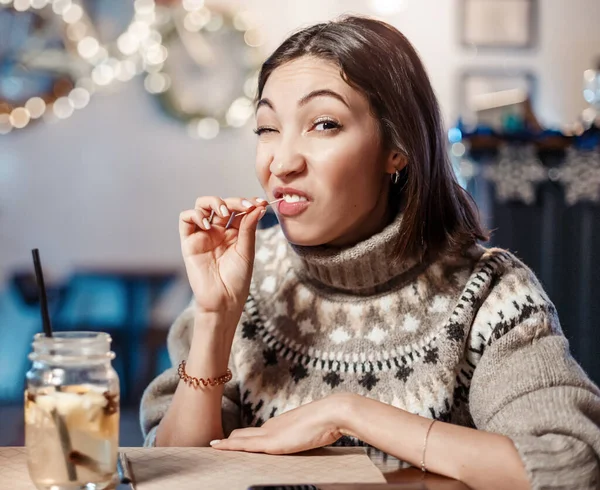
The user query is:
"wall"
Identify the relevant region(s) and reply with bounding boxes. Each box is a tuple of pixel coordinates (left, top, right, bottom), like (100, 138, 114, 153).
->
(1, 0, 599, 284)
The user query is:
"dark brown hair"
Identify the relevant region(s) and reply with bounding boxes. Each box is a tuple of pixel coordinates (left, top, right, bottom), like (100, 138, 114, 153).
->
(257, 16, 488, 261)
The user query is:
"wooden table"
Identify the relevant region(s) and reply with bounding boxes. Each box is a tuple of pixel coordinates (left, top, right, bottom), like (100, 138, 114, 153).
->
(368, 450, 468, 489)
(0, 447, 468, 490)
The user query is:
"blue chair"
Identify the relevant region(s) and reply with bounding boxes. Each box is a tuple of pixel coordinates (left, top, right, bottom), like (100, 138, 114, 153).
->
(53, 269, 177, 404)
(0, 278, 44, 403)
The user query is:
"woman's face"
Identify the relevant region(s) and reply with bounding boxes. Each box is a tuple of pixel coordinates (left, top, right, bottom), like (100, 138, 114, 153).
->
(255, 56, 400, 247)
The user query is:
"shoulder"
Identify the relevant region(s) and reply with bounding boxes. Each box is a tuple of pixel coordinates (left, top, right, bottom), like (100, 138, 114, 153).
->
(456, 246, 553, 310)
(473, 247, 554, 317)
(462, 247, 561, 360)
(478, 247, 543, 286)
(433, 245, 550, 317)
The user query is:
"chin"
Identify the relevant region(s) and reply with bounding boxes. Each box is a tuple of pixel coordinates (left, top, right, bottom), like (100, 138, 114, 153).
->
(278, 220, 332, 247)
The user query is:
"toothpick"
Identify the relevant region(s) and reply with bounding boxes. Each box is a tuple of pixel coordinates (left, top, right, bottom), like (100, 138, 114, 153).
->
(235, 198, 283, 218)
(225, 198, 284, 229)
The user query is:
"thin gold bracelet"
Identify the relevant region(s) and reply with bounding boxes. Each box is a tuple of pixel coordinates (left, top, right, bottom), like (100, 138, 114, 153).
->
(421, 419, 436, 472)
(177, 360, 232, 388)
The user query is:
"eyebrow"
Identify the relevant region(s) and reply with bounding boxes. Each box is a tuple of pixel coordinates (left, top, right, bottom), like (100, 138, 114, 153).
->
(256, 89, 350, 113)
(298, 89, 350, 108)
(256, 98, 274, 112)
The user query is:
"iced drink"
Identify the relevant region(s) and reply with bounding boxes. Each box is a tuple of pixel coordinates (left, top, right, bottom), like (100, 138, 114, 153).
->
(25, 384, 119, 490)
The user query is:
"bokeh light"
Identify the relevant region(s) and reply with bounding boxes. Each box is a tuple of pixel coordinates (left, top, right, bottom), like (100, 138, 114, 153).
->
(451, 142, 466, 157)
(9, 107, 31, 129)
(53, 97, 75, 119)
(25, 97, 47, 119)
(188, 117, 220, 139)
(144, 73, 171, 94)
(448, 127, 463, 143)
(68, 88, 91, 109)
(244, 29, 263, 47)
(62, 4, 83, 24)
(0, 114, 12, 135)
(226, 97, 254, 127)
(78, 36, 100, 59)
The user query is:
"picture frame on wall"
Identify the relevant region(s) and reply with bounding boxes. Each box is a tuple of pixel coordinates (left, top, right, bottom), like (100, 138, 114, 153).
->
(460, 0, 537, 49)
(458, 69, 538, 131)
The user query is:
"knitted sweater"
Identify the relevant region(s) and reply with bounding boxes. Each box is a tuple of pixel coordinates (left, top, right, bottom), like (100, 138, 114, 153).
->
(141, 213, 600, 489)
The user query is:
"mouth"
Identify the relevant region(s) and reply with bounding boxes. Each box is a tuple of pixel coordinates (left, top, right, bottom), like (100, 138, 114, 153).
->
(272, 187, 311, 217)
(272, 187, 311, 203)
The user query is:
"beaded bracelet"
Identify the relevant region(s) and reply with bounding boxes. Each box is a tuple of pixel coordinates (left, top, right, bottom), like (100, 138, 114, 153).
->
(177, 360, 232, 388)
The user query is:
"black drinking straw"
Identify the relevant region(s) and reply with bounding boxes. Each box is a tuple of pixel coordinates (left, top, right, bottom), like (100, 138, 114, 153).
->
(31, 249, 53, 338)
(31, 248, 77, 481)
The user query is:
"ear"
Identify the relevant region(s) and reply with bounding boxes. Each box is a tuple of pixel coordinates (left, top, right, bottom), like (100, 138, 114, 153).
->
(385, 151, 408, 176)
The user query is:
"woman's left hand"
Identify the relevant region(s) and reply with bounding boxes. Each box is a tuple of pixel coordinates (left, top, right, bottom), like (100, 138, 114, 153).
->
(210, 395, 353, 454)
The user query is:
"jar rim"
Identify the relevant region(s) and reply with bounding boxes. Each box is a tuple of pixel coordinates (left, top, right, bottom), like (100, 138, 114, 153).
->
(33, 331, 112, 345)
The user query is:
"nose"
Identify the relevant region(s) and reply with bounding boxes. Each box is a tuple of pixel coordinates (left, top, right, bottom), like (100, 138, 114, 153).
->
(269, 136, 306, 178)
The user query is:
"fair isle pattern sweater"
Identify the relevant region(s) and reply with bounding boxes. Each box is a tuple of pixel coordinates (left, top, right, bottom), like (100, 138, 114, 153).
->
(141, 214, 600, 489)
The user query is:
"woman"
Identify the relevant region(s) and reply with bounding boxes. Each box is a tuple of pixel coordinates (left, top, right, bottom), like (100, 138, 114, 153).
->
(141, 16, 600, 489)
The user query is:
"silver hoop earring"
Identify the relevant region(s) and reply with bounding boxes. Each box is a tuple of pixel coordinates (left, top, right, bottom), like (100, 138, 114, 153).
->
(391, 170, 401, 184)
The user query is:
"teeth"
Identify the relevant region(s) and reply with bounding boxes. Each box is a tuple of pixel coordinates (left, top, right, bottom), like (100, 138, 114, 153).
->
(283, 194, 308, 203)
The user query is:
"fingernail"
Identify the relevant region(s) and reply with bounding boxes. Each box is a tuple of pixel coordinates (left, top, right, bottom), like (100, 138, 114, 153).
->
(241, 200, 254, 209)
(202, 218, 211, 230)
(225, 213, 236, 229)
(220, 205, 229, 217)
(209, 440, 221, 446)
(256, 198, 267, 203)
(259, 209, 266, 220)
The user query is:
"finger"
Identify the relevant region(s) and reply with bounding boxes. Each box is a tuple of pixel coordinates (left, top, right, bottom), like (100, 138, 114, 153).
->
(179, 209, 211, 240)
(210, 435, 270, 453)
(236, 206, 265, 260)
(227, 427, 265, 439)
(246, 197, 270, 209)
(192, 196, 267, 215)
(226, 197, 269, 228)
(223, 197, 269, 230)
(205, 197, 264, 228)
(194, 196, 230, 225)
(221, 197, 262, 214)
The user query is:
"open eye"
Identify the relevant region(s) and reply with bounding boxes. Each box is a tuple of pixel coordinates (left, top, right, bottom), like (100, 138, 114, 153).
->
(313, 118, 342, 132)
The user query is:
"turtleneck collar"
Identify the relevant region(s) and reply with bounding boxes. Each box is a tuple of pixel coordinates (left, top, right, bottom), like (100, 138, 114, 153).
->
(288, 212, 425, 295)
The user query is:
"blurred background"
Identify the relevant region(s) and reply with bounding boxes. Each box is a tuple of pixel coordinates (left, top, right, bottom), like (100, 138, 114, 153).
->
(1, 0, 599, 446)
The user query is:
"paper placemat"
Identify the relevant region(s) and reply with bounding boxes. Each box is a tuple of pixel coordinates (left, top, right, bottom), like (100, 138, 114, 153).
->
(0, 447, 35, 490)
(126, 446, 386, 489)
(0, 446, 386, 490)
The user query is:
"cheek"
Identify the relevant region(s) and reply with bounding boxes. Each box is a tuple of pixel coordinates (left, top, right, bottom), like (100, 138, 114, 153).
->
(313, 135, 381, 199)
(255, 146, 271, 188)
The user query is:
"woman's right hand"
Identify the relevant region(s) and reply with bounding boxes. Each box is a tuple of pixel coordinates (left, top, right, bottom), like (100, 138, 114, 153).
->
(179, 196, 268, 318)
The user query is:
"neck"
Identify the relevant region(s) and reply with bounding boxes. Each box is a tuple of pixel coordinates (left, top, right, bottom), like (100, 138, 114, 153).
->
(289, 210, 425, 295)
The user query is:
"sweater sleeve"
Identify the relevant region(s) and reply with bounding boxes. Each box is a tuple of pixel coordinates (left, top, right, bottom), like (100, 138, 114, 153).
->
(468, 254, 600, 489)
(139, 303, 243, 447)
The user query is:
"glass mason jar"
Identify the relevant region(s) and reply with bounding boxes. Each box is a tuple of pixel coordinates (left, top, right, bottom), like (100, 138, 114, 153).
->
(25, 332, 120, 490)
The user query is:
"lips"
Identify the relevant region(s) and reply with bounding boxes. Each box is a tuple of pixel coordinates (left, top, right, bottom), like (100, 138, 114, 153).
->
(272, 187, 311, 202)
(272, 187, 311, 217)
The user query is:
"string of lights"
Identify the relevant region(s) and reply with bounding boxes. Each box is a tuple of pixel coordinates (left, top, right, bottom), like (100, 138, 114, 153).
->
(145, 2, 263, 139)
